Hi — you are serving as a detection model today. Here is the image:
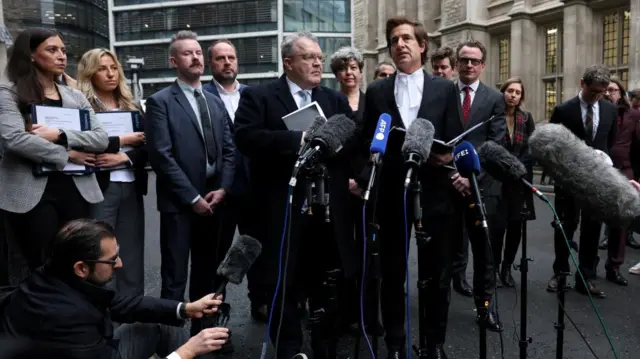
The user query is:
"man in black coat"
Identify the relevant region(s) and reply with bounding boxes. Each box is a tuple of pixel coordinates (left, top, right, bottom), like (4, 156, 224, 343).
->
(547, 64, 617, 298)
(234, 31, 357, 359)
(0, 219, 229, 359)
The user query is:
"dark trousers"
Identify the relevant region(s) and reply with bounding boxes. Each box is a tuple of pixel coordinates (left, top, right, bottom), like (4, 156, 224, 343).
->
(0, 212, 8, 286)
(113, 322, 188, 359)
(452, 199, 496, 305)
(605, 226, 627, 272)
(5, 174, 89, 271)
(268, 210, 343, 359)
(552, 190, 601, 279)
(159, 208, 230, 336)
(491, 220, 522, 267)
(451, 230, 469, 280)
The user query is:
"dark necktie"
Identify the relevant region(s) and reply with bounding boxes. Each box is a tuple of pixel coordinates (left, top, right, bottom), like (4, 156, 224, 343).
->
(462, 86, 472, 126)
(194, 89, 218, 164)
(585, 103, 594, 141)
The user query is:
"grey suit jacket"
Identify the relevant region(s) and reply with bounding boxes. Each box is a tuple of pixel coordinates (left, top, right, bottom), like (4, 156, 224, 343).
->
(0, 83, 109, 213)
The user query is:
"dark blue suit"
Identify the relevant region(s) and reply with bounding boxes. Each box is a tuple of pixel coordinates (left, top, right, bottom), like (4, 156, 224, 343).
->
(145, 81, 235, 335)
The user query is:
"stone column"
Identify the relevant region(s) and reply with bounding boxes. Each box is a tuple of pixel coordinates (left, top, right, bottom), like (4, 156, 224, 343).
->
(628, 0, 640, 90)
(0, 0, 8, 80)
(509, 6, 540, 121)
(561, 0, 597, 100)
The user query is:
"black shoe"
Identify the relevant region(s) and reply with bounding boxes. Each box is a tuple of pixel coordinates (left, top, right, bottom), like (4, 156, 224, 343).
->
(606, 270, 628, 286)
(599, 238, 608, 250)
(575, 278, 606, 298)
(386, 347, 406, 359)
(627, 236, 640, 249)
(426, 344, 448, 359)
(500, 265, 516, 288)
(452, 275, 473, 297)
(476, 311, 503, 332)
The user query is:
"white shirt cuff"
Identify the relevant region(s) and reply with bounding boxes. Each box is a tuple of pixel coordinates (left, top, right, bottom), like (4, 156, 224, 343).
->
(176, 303, 182, 319)
(191, 195, 201, 204)
(166, 352, 182, 359)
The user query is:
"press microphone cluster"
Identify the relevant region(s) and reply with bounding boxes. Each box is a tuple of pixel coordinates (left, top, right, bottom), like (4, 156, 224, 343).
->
(401, 118, 435, 188)
(528, 123, 640, 226)
(298, 116, 327, 156)
(477, 141, 549, 203)
(297, 114, 356, 167)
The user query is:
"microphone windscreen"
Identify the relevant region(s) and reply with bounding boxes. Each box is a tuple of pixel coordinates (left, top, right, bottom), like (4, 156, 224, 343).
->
(312, 114, 357, 154)
(529, 123, 640, 224)
(401, 118, 435, 162)
(303, 116, 327, 142)
(478, 141, 527, 183)
(454, 141, 481, 177)
(216, 234, 262, 285)
(370, 113, 392, 155)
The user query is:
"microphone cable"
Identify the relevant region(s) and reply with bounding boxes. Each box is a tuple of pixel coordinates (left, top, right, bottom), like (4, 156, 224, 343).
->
(261, 183, 294, 359)
(402, 188, 413, 359)
(359, 202, 375, 358)
(546, 203, 619, 359)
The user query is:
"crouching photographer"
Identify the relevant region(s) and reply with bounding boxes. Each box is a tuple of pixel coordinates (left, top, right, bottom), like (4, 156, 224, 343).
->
(0, 219, 229, 359)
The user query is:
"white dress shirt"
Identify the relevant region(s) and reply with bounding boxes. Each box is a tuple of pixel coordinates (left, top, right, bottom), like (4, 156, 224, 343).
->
(578, 91, 600, 140)
(213, 80, 241, 122)
(457, 79, 480, 106)
(394, 68, 424, 128)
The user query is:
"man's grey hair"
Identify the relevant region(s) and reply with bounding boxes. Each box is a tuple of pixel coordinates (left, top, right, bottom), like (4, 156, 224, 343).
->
(329, 46, 364, 76)
(281, 31, 318, 61)
(169, 30, 199, 57)
(374, 61, 395, 78)
(582, 64, 611, 86)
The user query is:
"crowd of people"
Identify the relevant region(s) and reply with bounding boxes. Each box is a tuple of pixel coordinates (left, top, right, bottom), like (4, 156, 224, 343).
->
(0, 14, 638, 359)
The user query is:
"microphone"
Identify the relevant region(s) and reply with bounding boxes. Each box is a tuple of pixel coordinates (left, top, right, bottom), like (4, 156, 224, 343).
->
(298, 115, 327, 155)
(363, 113, 392, 201)
(454, 141, 491, 232)
(529, 123, 640, 226)
(477, 141, 549, 203)
(298, 114, 356, 166)
(401, 118, 435, 188)
(214, 234, 263, 296)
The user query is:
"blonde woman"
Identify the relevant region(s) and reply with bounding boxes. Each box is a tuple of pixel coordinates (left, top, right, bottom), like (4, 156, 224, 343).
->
(76, 48, 147, 295)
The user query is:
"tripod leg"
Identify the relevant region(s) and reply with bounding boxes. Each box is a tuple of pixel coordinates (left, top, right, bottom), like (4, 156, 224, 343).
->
(414, 230, 430, 358)
(555, 273, 568, 359)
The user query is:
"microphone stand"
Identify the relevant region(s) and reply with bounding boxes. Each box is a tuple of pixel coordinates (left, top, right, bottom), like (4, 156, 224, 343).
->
(550, 218, 569, 359)
(514, 197, 533, 359)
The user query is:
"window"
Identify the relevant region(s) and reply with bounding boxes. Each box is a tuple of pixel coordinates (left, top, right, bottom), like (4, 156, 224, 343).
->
(321, 77, 339, 90)
(283, 0, 351, 33)
(114, 1, 278, 42)
(603, 9, 630, 88)
(314, 37, 351, 73)
(542, 26, 563, 121)
(497, 37, 509, 87)
(115, 37, 279, 79)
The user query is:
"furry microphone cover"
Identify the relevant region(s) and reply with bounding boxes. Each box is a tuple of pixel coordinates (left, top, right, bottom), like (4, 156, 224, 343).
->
(529, 123, 640, 225)
(401, 118, 435, 162)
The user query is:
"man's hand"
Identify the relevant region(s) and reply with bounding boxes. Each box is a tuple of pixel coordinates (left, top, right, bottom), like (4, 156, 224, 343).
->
(119, 132, 145, 146)
(68, 150, 96, 167)
(204, 189, 226, 210)
(95, 153, 129, 168)
(451, 172, 471, 196)
(192, 198, 213, 216)
(175, 327, 230, 359)
(427, 152, 453, 166)
(300, 131, 306, 146)
(349, 179, 362, 198)
(186, 294, 224, 318)
(30, 124, 60, 142)
(631, 179, 640, 191)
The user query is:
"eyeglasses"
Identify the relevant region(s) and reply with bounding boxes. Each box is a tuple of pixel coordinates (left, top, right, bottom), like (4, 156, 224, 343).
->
(84, 246, 120, 266)
(458, 57, 483, 66)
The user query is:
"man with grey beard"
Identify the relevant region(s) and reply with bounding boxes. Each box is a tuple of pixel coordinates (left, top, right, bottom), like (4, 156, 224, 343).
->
(202, 40, 268, 323)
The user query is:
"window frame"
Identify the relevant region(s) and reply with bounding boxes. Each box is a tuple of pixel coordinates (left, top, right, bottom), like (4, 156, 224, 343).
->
(542, 25, 563, 121)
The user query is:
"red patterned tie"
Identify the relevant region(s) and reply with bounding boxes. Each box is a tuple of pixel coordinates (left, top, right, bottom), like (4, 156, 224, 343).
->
(462, 86, 471, 125)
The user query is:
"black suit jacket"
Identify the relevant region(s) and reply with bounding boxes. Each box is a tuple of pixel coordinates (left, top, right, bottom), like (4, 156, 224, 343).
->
(549, 95, 617, 153)
(145, 81, 236, 213)
(234, 75, 358, 283)
(202, 81, 251, 196)
(0, 268, 182, 359)
(361, 72, 462, 216)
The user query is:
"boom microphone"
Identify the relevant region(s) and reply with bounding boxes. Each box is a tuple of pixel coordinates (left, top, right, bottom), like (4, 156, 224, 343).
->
(214, 234, 263, 295)
(529, 124, 640, 225)
(477, 141, 549, 203)
(401, 118, 435, 188)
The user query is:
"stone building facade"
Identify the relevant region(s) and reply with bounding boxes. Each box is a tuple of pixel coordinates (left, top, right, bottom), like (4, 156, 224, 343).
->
(354, 0, 640, 123)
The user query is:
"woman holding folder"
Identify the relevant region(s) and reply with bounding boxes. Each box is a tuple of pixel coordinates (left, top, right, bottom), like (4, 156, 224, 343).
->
(76, 48, 147, 294)
(0, 28, 108, 271)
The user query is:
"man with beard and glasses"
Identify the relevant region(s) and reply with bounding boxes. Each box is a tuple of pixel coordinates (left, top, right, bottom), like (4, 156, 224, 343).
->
(0, 219, 230, 359)
(145, 31, 236, 343)
(202, 40, 267, 323)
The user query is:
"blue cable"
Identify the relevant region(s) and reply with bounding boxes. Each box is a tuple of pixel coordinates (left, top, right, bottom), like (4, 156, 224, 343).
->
(360, 203, 375, 358)
(260, 186, 293, 359)
(403, 189, 412, 359)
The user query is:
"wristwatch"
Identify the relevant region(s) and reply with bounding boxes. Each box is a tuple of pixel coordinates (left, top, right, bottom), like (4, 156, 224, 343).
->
(56, 129, 68, 148)
(179, 302, 188, 319)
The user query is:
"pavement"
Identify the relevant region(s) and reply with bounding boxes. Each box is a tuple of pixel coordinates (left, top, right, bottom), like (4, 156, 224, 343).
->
(5, 173, 640, 358)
